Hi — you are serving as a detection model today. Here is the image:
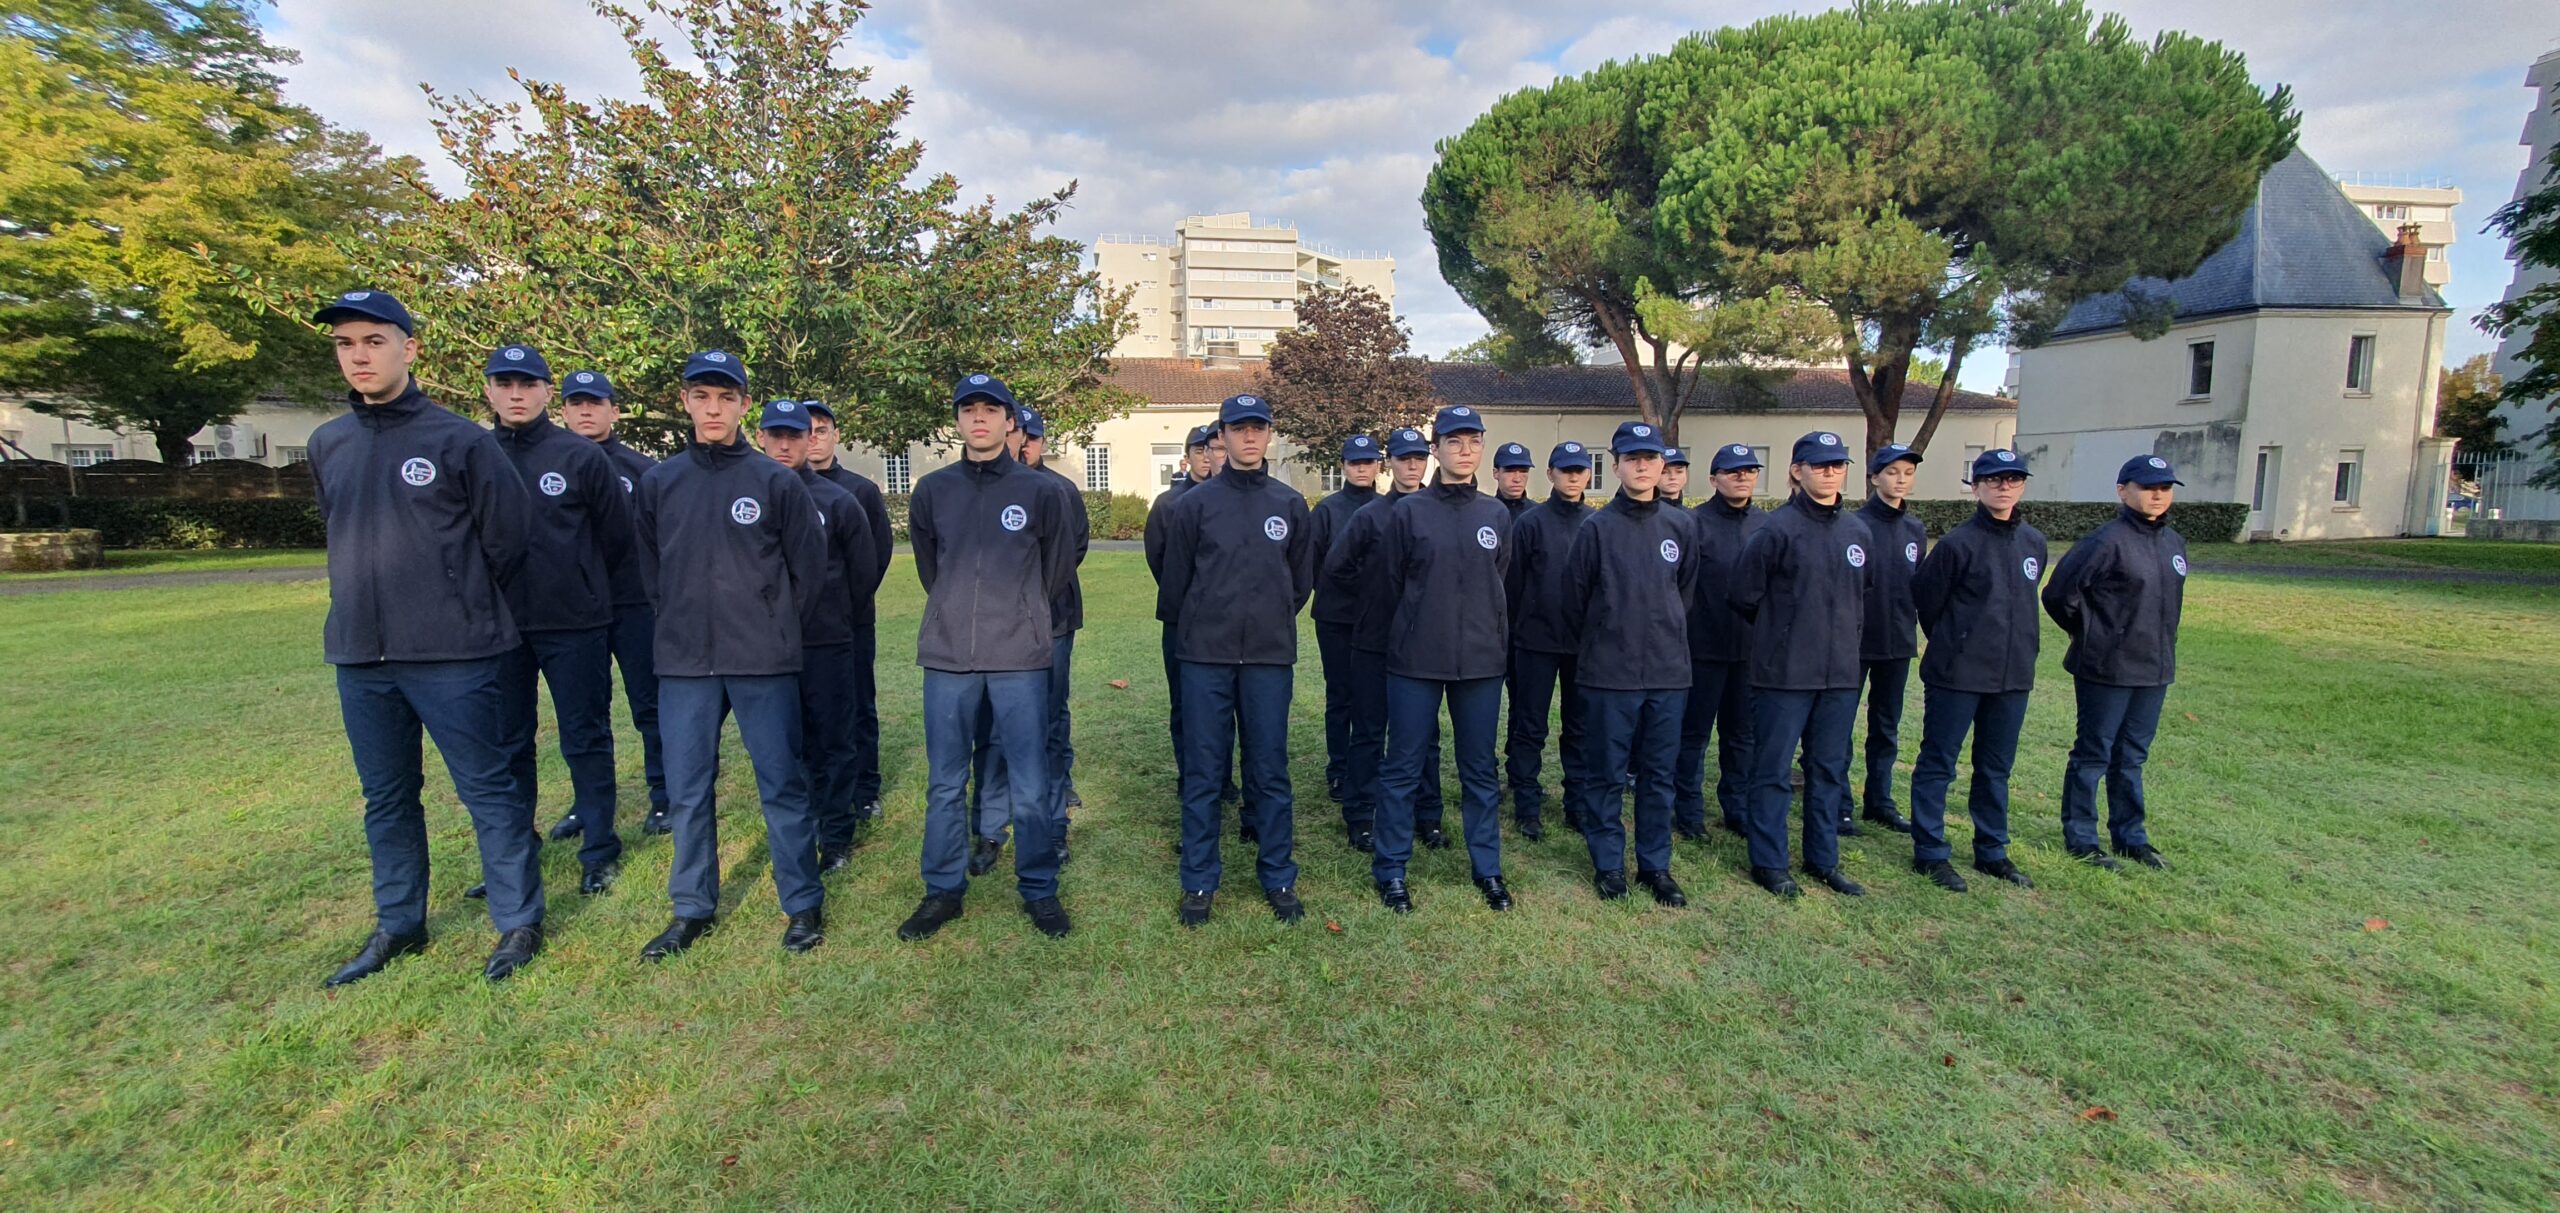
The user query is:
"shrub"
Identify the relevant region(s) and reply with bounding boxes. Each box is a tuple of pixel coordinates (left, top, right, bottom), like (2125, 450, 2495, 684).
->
(66, 498, 326, 549)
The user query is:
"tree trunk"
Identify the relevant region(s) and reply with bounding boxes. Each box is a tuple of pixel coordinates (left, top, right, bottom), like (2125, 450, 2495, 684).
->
(153, 427, 195, 466)
(1590, 295, 1661, 427)
(1907, 337, 1972, 455)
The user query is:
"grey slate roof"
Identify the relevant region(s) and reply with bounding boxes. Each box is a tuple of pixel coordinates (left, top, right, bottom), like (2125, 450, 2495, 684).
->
(1427, 363, 2013, 413)
(2051, 149, 2449, 338)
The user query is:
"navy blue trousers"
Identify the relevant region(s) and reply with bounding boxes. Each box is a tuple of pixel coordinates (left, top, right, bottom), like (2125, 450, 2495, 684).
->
(1577, 687, 1682, 877)
(1162, 624, 1235, 806)
(2062, 679, 2168, 852)
(848, 625, 881, 807)
(607, 603, 668, 811)
(1745, 687, 1858, 872)
(338, 658, 541, 935)
(1673, 658, 1753, 832)
(1177, 662, 1297, 893)
(801, 642, 862, 852)
(923, 669, 1057, 901)
(659, 674, 820, 921)
(1347, 656, 1439, 834)
(1910, 686, 2031, 865)
(1315, 620, 1358, 795)
(971, 634, 1075, 842)
(1504, 647, 1586, 823)
(1374, 674, 1504, 883)
(1860, 658, 1911, 816)
(1047, 632, 1076, 813)
(501, 627, 621, 869)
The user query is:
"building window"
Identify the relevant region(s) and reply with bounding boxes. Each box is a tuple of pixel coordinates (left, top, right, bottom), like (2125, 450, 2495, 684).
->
(1963, 445, 1986, 488)
(882, 453, 912, 494)
(2345, 334, 2375, 392)
(2333, 449, 2363, 507)
(1318, 464, 1344, 492)
(55, 445, 113, 467)
(2374, 204, 2410, 221)
(2252, 450, 2274, 511)
(1587, 454, 1606, 496)
(279, 446, 309, 465)
(1084, 446, 1111, 492)
(1142, 252, 1158, 261)
(2426, 247, 2443, 263)
(1749, 446, 1772, 470)
(2187, 341, 2214, 397)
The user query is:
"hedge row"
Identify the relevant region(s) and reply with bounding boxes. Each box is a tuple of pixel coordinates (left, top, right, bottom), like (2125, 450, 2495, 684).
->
(1888, 498, 2248, 543)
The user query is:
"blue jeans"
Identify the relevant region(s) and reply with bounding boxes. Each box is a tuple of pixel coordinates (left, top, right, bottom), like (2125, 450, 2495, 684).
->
(337, 659, 541, 935)
(1347, 657, 1438, 834)
(2062, 680, 2168, 852)
(1576, 688, 1683, 876)
(1504, 648, 1586, 822)
(1374, 674, 1505, 883)
(923, 669, 1057, 901)
(801, 642, 863, 851)
(659, 674, 820, 921)
(607, 603, 667, 810)
(970, 634, 1073, 842)
(502, 627, 621, 868)
(1177, 662, 1297, 893)
(848, 626, 881, 806)
(1860, 658, 1911, 815)
(1673, 658, 1753, 832)
(1910, 687, 2031, 865)
(1745, 687, 1858, 872)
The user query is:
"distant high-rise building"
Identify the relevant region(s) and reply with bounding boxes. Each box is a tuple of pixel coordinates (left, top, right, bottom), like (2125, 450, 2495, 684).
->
(2487, 47, 2560, 517)
(2335, 175, 2460, 289)
(1094, 212, 1394, 359)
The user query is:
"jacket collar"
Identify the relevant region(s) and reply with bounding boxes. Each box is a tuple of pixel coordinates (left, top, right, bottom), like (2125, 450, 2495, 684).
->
(1219, 462, 1272, 489)
(1788, 491, 1843, 521)
(1973, 504, 2020, 533)
(492, 411, 559, 450)
(345, 379, 430, 429)
(1427, 477, 1479, 502)
(2119, 503, 2167, 531)
(1544, 492, 1589, 517)
(1708, 494, 1753, 520)
(685, 433, 755, 469)
(961, 448, 1019, 481)
(1608, 488, 1662, 518)
(1861, 495, 1907, 521)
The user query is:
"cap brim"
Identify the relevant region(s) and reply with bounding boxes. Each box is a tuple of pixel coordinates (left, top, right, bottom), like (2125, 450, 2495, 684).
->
(314, 305, 408, 333)
(563, 390, 614, 401)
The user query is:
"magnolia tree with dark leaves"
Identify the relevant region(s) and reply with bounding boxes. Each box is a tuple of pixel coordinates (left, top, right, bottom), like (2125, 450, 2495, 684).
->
(1258, 285, 1438, 470)
(241, 0, 1134, 452)
(2480, 142, 2560, 486)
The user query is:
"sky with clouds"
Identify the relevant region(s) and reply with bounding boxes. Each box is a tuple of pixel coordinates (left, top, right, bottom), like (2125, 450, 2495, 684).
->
(261, 0, 2558, 391)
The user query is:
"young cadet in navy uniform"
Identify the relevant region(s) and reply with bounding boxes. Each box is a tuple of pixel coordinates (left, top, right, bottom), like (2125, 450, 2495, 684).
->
(1160, 393, 1315, 926)
(558, 371, 673, 837)
(1732, 430, 1875, 899)
(1148, 424, 1236, 809)
(753, 399, 879, 875)
(307, 290, 541, 987)
(1022, 410, 1090, 821)
(1848, 443, 1924, 837)
(484, 344, 629, 900)
(1501, 440, 1594, 840)
(1659, 446, 1691, 507)
(2042, 454, 2189, 873)
(1673, 443, 1767, 839)
(633, 352, 830, 960)
(1559, 421, 1699, 905)
(1308, 434, 1383, 809)
(803, 401, 894, 828)
(966, 406, 1089, 874)
(1491, 442, 1534, 518)
(1325, 427, 1442, 853)
(1371, 405, 1515, 913)
(1907, 449, 2045, 891)
(898, 374, 1078, 942)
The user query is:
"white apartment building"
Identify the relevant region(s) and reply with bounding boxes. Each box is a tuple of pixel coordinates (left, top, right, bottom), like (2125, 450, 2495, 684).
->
(2485, 47, 2560, 519)
(2335, 176, 2460, 290)
(1094, 212, 1394, 360)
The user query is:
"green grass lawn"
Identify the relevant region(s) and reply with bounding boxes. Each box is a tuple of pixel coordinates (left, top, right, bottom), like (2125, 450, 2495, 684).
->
(0, 546, 328, 580)
(2, 553, 2555, 1210)
(2189, 538, 2560, 576)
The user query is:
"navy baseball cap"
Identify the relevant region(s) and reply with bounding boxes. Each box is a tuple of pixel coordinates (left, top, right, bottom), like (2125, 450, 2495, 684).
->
(760, 398, 810, 432)
(484, 344, 551, 381)
(682, 350, 747, 388)
(562, 370, 615, 401)
(1493, 441, 1533, 469)
(1710, 443, 1763, 472)
(1341, 434, 1382, 462)
(1663, 446, 1690, 467)
(1220, 393, 1273, 425)
(1548, 441, 1593, 471)
(1968, 448, 2032, 481)
(1431, 404, 1485, 437)
(1868, 442, 1921, 475)
(1386, 427, 1429, 458)
(1610, 421, 1667, 457)
(801, 400, 835, 422)
(2118, 454, 2182, 486)
(1016, 406, 1047, 439)
(313, 289, 413, 335)
(1186, 424, 1217, 449)
(952, 372, 1016, 411)
(1791, 430, 1852, 465)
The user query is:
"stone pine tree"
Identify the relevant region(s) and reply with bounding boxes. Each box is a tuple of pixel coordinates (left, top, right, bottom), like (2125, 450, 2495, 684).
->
(2480, 142, 2560, 485)
(1260, 284, 1437, 469)
(257, 0, 1134, 452)
(0, 0, 412, 464)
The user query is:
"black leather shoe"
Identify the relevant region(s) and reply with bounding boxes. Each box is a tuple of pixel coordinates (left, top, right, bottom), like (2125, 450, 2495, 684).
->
(1178, 889, 1214, 927)
(1347, 827, 1374, 854)
(547, 813, 584, 841)
(1673, 822, 1708, 842)
(1836, 816, 1864, 838)
(1864, 805, 1913, 834)
(463, 882, 487, 900)
(1326, 779, 1345, 803)
(819, 847, 853, 875)
(1376, 878, 1414, 914)
(1721, 816, 1748, 835)
(640, 916, 714, 961)
(1265, 885, 1305, 923)
(782, 909, 824, 953)
(1220, 785, 1242, 806)
(2114, 842, 2169, 870)
(484, 925, 544, 981)
(1055, 842, 1072, 868)
(1593, 869, 1629, 900)
(1750, 866, 1802, 898)
(324, 929, 427, 988)
(896, 894, 965, 941)
(1635, 870, 1687, 907)
(1516, 816, 1545, 841)
(1064, 788, 1083, 810)
(579, 862, 618, 896)
(2069, 846, 2124, 872)
(1421, 827, 1451, 850)
(1915, 859, 1969, 892)
(1804, 865, 1867, 896)
(1475, 875, 1513, 911)
(854, 801, 882, 828)
(1973, 857, 2035, 888)
(1023, 896, 1072, 938)
(641, 807, 672, 836)
(968, 836, 1003, 877)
